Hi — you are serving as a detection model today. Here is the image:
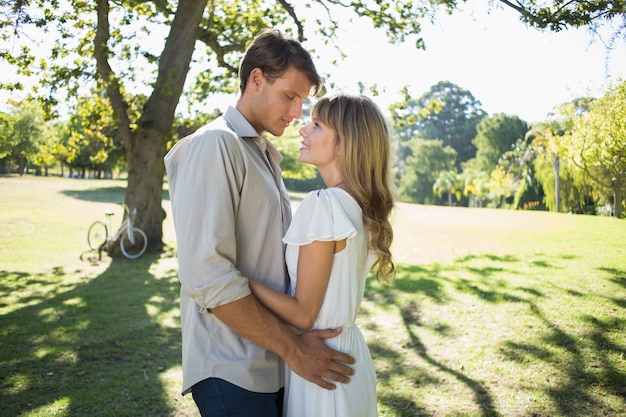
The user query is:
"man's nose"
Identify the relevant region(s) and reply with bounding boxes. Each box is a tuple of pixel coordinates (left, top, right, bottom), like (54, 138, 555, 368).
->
(289, 100, 302, 119)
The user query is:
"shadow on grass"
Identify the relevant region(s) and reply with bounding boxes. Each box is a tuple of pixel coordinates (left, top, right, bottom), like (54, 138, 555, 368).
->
(60, 186, 171, 204)
(0, 254, 184, 417)
(2, 250, 624, 416)
(61, 186, 127, 204)
(523, 265, 626, 416)
(364, 256, 626, 417)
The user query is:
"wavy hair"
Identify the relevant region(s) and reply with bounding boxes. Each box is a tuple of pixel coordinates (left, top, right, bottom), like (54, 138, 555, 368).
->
(313, 94, 396, 283)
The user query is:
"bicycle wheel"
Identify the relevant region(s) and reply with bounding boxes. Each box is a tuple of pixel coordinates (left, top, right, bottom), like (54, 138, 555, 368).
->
(87, 221, 108, 250)
(120, 228, 148, 259)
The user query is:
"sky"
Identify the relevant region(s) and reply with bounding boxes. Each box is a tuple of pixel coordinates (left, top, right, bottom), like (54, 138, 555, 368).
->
(3, 3, 626, 124)
(296, 3, 626, 123)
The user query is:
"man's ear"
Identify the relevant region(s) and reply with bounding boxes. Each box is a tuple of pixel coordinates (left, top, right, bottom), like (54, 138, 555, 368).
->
(249, 68, 264, 90)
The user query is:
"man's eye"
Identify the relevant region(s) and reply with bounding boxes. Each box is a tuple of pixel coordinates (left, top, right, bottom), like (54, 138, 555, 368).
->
(286, 95, 295, 101)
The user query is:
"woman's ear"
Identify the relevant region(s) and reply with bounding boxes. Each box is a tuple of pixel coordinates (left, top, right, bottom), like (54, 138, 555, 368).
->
(334, 138, 341, 158)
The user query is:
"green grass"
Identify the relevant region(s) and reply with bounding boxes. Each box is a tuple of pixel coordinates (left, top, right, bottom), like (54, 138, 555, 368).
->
(1, 175, 625, 416)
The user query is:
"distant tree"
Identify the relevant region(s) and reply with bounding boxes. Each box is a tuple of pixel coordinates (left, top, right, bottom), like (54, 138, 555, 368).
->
(391, 81, 486, 167)
(472, 113, 529, 172)
(6, 101, 45, 175)
(400, 138, 457, 204)
(566, 80, 626, 218)
(388, 86, 426, 179)
(533, 145, 595, 213)
(488, 166, 517, 208)
(30, 120, 61, 176)
(498, 139, 544, 210)
(433, 169, 462, 206)
(0, 111, 15, 173)
(527, 97, 595, 213)
(526, 119, 566, 212)
(461, 168, 491, 208)
(61, 93, 123, 178)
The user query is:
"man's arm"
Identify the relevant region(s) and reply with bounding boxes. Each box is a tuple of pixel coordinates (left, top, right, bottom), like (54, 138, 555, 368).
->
(211, 294, 355, 390)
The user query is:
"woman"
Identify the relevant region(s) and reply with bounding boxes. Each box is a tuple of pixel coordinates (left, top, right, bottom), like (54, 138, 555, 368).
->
(249, 94, 396, 417)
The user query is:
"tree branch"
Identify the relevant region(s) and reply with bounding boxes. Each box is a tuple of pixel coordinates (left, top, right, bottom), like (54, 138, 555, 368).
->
(94, 0, 132, 147)
(277, 0, 304, 41)
(196, 30, 240, 75)
(141, 0, 208, 132)
(497, 0, 626, 31)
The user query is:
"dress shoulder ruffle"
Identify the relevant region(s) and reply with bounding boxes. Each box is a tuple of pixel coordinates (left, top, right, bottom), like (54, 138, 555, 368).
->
(283, 189, 358, 246)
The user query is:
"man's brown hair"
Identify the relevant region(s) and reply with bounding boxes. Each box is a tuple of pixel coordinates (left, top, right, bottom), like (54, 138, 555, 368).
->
(239, 29, 322, 96)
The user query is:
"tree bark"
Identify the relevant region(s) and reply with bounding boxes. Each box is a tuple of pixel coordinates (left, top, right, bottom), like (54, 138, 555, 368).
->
(553, 154, 560, 213)
(95, 0, 208, 253)
(614, 184, 623, 219)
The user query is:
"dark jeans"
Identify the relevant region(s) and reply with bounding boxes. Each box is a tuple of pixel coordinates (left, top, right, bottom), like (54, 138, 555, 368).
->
(191, 377, 283, 417)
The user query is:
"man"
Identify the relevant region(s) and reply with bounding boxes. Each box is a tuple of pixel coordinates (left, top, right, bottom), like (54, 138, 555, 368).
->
(164, 29, 355, 417)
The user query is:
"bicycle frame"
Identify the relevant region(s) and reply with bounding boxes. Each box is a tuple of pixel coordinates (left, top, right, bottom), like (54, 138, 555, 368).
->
(111, 206, 138, 245)
(87, 204, 147, 259)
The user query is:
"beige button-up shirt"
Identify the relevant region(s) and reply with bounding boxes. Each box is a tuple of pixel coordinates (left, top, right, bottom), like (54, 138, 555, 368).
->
(164, 106, 292, 395)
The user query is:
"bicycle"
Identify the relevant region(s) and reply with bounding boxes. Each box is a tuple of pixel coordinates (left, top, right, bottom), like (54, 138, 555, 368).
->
(87, 204, 148, 259)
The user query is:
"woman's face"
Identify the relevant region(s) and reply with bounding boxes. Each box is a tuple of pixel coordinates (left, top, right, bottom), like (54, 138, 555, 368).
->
(298, 114, 337, 170)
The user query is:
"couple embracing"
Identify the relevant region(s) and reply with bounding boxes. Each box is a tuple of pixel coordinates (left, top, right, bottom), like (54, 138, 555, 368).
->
(165, 28, 395, 417)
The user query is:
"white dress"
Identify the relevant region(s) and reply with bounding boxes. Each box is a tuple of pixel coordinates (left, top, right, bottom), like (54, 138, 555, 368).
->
(282, 188, 378, 417)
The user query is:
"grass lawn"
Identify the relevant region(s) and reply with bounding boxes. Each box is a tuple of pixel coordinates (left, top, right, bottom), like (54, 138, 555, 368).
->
(1, 175, 625, 417)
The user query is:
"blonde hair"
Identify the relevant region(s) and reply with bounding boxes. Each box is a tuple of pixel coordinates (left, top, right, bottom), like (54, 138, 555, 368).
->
(313, 94, 396, 284)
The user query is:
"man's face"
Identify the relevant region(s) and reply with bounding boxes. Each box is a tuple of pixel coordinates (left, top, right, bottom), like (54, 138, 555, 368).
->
(248, 67, 313, 137)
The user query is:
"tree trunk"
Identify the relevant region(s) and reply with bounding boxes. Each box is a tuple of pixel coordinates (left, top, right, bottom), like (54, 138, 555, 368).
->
(124, 0, 207, 252)
(94, 0, 208, 256)
(19, 156, 26, 175)
(614, 185, 623, 219)
(553, 154, 560, 213)
(124, 127, 168, 251)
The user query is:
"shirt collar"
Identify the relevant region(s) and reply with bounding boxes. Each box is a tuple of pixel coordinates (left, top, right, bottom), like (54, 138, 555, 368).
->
(224, 106, 259, 138)
(224, 106, 283, 164)
(263, 137, 283, 164)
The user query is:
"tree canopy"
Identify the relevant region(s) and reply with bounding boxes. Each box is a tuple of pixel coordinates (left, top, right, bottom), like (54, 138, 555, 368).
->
(390, 81, 487, 165)
(498, 0, 626, 35)
(399, 138, 457, 204)
(566, 80, 626, 217)
(472, 113, 529, 173)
